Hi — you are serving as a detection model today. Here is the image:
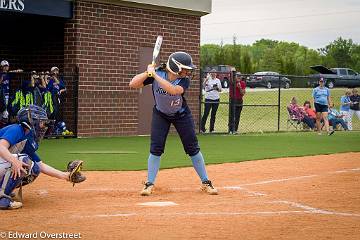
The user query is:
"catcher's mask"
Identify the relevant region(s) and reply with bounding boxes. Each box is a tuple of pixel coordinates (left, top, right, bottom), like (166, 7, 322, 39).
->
(17, 105, 50, 143)
(166, 51, 196, 76)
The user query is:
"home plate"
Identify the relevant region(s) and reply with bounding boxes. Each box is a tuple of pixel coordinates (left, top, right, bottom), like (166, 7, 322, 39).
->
(137, 201, 178, 207)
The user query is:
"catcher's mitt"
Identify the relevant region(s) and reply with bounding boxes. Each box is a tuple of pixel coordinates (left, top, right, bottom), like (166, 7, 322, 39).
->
(67, 160, 86, 186)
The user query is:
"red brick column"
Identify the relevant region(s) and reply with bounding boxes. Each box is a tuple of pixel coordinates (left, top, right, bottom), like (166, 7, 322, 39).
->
(64, 1, 200, 137)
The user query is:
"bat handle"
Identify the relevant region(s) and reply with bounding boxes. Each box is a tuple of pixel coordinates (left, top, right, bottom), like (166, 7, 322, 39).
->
(148, 62, 155, 77)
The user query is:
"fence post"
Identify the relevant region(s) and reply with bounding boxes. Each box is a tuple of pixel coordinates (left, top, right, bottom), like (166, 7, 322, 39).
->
(277, 75, 281, 131)
(229, 70, 237, 133)
(199, 69, 203, 133)
(74, 66, 79, 137)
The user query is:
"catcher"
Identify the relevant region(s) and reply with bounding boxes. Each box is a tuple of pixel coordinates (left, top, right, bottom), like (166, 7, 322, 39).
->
(0, 105, 86, 210)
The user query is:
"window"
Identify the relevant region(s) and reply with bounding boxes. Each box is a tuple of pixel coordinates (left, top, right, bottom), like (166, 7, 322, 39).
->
(339, 69, 347, 75)
(348, 69, 357, 76)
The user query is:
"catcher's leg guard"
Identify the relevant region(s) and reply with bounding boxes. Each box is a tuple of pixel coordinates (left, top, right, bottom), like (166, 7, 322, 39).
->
(0, 167, 23, 210)
(0, 154, 40, 209)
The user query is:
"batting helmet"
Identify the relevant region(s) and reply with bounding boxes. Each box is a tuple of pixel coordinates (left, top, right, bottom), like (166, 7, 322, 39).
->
(17, 105, 49, 142)
(166, 52, 196, 75)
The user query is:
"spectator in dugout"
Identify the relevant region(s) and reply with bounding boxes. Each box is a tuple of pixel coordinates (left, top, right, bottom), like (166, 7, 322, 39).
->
(0, 60, 22, 120)
(47, 66, 66, 122)
(288, 97, 315, 130)
(38, 71, 50, 94)
(21, 71, 43, 106)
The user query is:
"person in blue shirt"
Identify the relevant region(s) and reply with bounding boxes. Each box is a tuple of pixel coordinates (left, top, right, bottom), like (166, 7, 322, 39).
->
(0, 105, 85, 210)
(328, 103, 348, 131)
(1, 60, 24, 121)
(312, 78, 334, 135)
(130, 52, 218, 196)
(340, 89, 352, 130)
(47, 67, 66, 96)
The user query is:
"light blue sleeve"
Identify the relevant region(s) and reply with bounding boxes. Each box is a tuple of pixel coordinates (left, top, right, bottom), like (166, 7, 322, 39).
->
(340, 96, 346, 104)
(327, 88, 330, 96)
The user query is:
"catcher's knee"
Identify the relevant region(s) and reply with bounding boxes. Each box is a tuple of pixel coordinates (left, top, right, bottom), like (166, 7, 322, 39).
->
(0, 167, 21, 197)
(0, 154, 40, 197)
(17, 154, 40, 187)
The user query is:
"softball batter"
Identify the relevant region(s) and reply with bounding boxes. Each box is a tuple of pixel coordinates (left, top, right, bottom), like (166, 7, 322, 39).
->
(129, 51, 218, 196)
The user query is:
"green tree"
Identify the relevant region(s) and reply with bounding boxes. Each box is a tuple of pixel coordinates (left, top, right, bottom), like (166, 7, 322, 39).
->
(319, 37, 354, 67)
(200, 37, 359, 75)
(242, 50, 252, 74)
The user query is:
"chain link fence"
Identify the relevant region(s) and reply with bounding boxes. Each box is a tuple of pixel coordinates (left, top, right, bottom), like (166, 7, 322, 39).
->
(200, 70, 360, 134)
(1, 71, 78, 137)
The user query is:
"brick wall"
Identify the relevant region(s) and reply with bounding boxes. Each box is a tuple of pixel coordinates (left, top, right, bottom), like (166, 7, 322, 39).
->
(64, 1, 201, 137)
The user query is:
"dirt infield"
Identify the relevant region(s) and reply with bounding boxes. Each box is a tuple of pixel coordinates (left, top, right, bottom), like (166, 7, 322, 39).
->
(1, 152, 360, 240)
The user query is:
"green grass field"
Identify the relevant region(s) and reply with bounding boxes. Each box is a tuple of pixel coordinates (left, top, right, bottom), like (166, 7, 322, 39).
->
(201, 88, 360, 133)
(40, 131, 360, 171)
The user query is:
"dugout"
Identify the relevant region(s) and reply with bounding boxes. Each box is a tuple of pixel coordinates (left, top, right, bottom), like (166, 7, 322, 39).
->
(0, 0, 211, 137)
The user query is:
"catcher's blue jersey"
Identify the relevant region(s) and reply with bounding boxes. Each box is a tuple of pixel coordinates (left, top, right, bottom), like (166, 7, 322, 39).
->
(144, 69, 190, 116)
(0, 124, 41, 162)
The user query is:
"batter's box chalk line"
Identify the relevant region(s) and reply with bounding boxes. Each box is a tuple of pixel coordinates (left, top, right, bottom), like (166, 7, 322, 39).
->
(273, 200, 360, 217)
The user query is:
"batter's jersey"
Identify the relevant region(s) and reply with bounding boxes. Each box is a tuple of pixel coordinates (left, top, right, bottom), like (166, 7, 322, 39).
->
(144, 69, 190, 116)
(0, 124, 41, 162)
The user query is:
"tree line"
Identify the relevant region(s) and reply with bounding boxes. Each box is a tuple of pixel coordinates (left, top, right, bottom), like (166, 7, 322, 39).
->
(200, 37, 360, 75)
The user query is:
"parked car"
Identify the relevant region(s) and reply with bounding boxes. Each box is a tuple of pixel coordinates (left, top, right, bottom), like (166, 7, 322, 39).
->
(203, 65, 236, 88)
(308, 65, 360, 88)
(247, 71, 291, 89)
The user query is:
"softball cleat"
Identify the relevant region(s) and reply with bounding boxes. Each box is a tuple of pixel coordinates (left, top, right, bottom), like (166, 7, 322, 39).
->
(201, 180, 218, 195)
(140, 182, 154, 196)
(0, 197, 23, 210)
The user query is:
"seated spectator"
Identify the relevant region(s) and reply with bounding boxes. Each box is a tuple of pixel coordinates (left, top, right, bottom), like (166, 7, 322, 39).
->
(303, 100, 316, 123)
(328, 103, 348, 130)
(288, 97, 315, 130)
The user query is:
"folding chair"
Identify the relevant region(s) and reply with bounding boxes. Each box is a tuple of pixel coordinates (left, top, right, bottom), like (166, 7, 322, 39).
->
(286, 106, 303, 130)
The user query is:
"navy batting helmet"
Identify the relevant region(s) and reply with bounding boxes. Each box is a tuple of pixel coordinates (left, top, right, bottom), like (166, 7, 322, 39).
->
(17, 105, 49, 142)
(166, 52, 196, 75)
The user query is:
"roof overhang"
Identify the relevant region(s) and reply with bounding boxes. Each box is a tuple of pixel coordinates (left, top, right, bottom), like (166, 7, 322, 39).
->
(82, 0, 212, 16)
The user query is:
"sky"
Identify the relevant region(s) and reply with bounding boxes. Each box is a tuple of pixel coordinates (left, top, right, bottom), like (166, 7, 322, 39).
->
(201, 0, 360, 49)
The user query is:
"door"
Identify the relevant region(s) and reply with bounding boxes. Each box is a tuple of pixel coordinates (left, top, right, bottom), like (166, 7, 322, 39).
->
(336, 68, 347, 86)
(347, 69, 358, 86)
(137, 47, 155, 135)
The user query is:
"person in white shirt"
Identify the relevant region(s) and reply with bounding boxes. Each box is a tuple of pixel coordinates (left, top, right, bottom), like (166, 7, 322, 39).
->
(201, 69, 222, 133)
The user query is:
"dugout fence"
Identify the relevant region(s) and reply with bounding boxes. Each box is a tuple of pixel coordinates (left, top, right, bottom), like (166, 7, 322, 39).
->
(2, 71, 78, 138)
